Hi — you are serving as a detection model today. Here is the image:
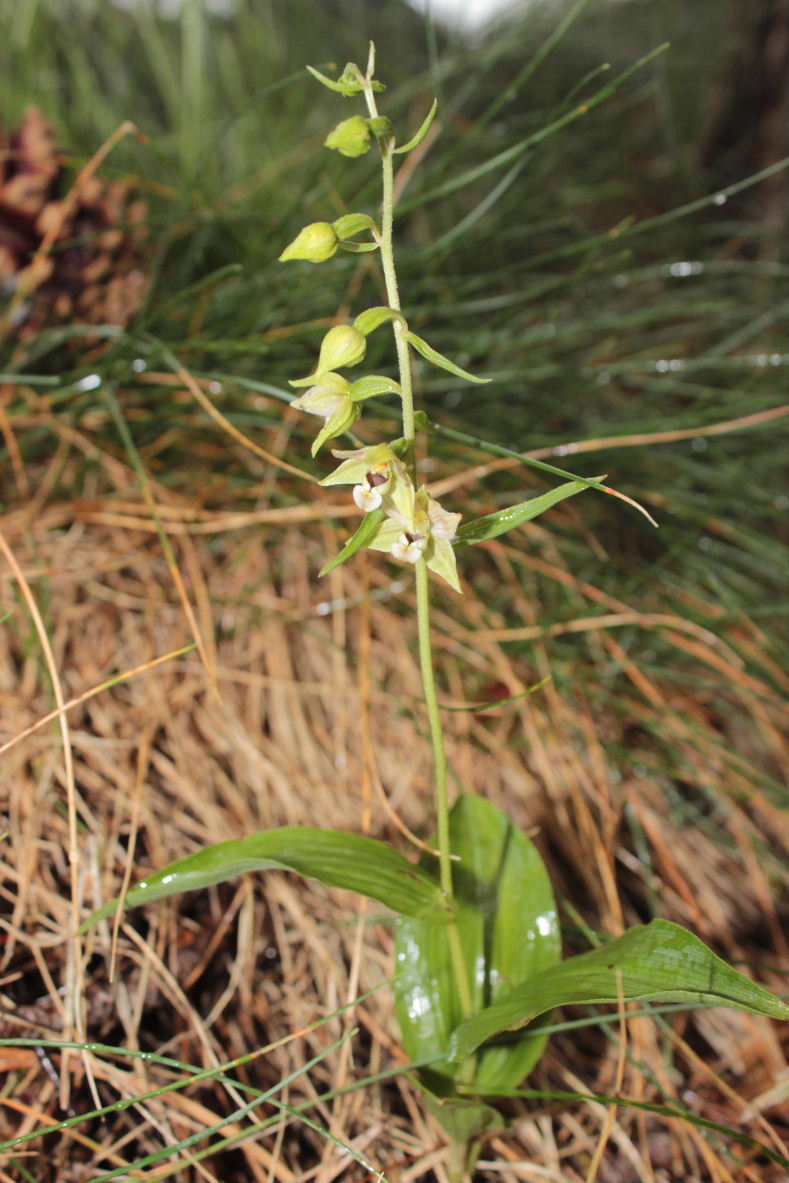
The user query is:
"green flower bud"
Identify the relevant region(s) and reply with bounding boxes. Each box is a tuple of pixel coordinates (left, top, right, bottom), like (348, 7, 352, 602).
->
(315, 324, 367, 374)
(279, 222, 339, 263)
(325, 116, 371, 158)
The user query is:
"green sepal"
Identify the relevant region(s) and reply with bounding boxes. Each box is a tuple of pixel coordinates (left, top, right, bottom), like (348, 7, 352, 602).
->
(80, 823, 453, 932)
(354, 305, 406, 336)
(450, 919, 789, 1064)
(332, 213, 379, 241)
(393, 99, 438, 155)
(319, 507, 386, 576)
(455, 480, 592, 546)
(306, 64, 363, 97)
(311, 401, 360, 456)
(348, 375, 402, 401)
(404, 330, 490, 385)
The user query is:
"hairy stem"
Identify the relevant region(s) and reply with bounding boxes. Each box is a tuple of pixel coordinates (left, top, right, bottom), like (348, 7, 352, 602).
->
(365, 61, 473, 1020)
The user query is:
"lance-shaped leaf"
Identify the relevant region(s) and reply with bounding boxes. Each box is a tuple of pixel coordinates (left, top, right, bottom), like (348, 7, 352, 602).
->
(319, 507, 385, 576)
(81, 825, 452, 934)
(455, 479, 592, 546)
(395, 795, 560, 1100)
(394, 99, 438, 155)
(449, 919, 789, 1063)
(404, 330, 490, 384)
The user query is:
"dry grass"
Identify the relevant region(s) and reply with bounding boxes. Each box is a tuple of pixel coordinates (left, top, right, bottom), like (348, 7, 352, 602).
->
(0, 412, 787, 1182)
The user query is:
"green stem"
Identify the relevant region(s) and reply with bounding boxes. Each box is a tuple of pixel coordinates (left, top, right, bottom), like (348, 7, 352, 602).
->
(364, 60, 473, 1021)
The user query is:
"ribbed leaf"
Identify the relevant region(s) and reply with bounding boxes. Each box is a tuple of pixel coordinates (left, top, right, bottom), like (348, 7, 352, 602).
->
(395, 795, 559, 1098)
(456, 480, 590, 545)
(319, 507, 385, 576)
(404, 330, 490, 384)
(81, 827, 452, 932)
(450, 919, 789, 1062)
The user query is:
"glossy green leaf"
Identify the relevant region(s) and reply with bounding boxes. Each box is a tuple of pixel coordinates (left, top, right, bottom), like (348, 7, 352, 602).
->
(81, 826, 452, 933)
(455, 480, 591, 546)
(404, 330, 491, 385)
(450, 919, 789, 1063)
(318, 507, 385, 576)
(395, 795, 559, 1099)
(393, 98, 438, 155)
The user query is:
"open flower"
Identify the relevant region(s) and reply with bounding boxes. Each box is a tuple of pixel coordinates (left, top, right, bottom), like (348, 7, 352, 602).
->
(320, 443, 415, 524)
(290, 372, 360, 455)
(367, 488, 462, 592)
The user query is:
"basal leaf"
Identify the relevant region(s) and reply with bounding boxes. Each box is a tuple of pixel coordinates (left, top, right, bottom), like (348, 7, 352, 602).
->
(455, 480, 591, 546)
(319, 507, 385, 576)
(395, 795, 559, 1099)
(81, 827, 452, 933)
(404, 330, 490, 385)
(450, 919, 789, 1062)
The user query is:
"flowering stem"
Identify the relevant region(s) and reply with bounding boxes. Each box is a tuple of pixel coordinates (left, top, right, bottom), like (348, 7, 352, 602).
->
(364, 60, 473, 1020)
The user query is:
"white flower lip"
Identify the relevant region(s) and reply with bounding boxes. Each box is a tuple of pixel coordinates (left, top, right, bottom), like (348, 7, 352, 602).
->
(353, 484, 383, 511)
(391, 532, 427, 563)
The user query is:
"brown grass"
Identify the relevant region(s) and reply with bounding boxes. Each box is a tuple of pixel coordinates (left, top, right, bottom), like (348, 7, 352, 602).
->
(0, 409, 787, 1182)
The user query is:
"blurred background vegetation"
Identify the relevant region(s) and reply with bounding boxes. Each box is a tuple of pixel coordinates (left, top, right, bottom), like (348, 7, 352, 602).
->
(0, 0, 786, 1179)
(2, 0, 785, 779)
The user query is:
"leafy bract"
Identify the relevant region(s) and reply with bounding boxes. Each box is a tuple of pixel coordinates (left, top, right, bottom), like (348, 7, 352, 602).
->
(450, 919, 789, 1062)
(81, 827, 452, 933)
(455, 479, 591, 545)
(404, 330, 490, 385)
(393, 98, 438, 155)
(319, 507, 385, 576)
(395, 795, 559, 1102)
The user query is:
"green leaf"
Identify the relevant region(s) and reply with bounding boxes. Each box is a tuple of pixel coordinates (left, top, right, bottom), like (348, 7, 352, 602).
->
(404, 330, 490, 385)
(318, 507, 385, 576)
(450, 919, 789, 1063)
(81, 825, 452, 934)
(348, 375, 402, 401)
(395, 795, 559, 1099)
(455, 480, 591, 546)
(353, 305, 405, 336)
(394, 98, 438, 155)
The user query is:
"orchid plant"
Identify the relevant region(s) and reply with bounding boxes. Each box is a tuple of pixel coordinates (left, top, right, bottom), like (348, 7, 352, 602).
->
(85, 45, 789, 1181)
